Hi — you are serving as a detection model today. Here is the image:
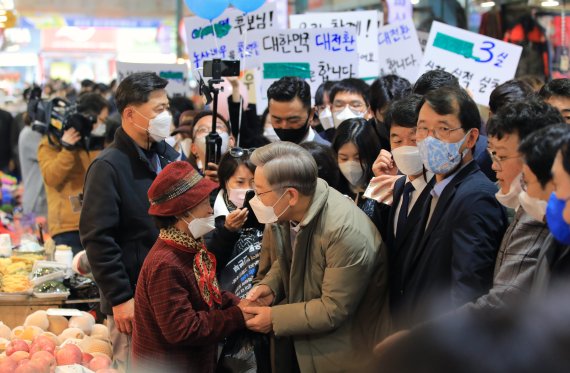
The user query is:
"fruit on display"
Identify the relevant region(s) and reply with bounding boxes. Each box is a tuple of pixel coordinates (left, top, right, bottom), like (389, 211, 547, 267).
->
(23, 312, 49, 332)
(55, 344, 82, 366)
(0, 310, 113, 372)
(68, 313, 95, 335)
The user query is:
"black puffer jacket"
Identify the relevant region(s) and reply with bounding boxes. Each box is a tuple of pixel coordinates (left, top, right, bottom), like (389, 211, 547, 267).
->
(79, 127, 179, 314)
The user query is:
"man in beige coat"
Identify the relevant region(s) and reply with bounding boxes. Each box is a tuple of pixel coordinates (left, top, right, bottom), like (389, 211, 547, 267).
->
(245, 142, 391, 372)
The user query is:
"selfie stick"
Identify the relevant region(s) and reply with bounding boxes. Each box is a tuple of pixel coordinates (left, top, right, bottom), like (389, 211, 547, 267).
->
(204, 59, 225, 168)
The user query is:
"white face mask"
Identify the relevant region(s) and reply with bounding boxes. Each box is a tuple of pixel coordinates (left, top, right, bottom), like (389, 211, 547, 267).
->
(333, 106, 365, 128)
(195, 132, 230, 158)
(519, 191, 547, 222)
(183, 214, 215, 239)
(91, 123, 106, 137)
(339, 160, 365, 187)
(134, 108, 172, 142)
(180, 138, 192, 157)
(391, 146, 423, 176)
(263, 125, 280, 143)
(495, 173, 523, 209)
(228, 188, 249, 208)
(249, 191, 290, 224)
(318, 106, 335, 130)
(164, 136, 176, 147)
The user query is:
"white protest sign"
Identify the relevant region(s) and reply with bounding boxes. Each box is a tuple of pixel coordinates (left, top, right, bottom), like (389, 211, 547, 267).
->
(184, 3, 279, 72)
(386, 0, 413, 24)
(290, 11, 379, 81)
(420, 21, 523, 106)
(116, 62, 189, 96)
(377, 20, 422, 83)
(252, 27, 359, 114)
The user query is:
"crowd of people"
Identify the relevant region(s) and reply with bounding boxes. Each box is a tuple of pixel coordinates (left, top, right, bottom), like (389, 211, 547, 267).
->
(1, 70, 570, 372)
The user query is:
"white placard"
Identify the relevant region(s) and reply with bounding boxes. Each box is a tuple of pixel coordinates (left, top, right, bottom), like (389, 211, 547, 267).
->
(116, 62, 189, 96)
(290, 11, 379, 80)
(253, 27, 359, 114)
(386, 0, 413, 24)
(184, 3, 279, 72)
(377, 20, 423, 83)
(420, 21, 523, 106)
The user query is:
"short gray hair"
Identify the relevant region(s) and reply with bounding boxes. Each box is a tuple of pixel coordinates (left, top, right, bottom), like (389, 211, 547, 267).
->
(251, 142, 318, 196)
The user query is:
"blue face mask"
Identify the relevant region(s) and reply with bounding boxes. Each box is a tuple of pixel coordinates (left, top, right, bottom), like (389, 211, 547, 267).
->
(546, 192, 570, 244)
(417, 131, 470, 175)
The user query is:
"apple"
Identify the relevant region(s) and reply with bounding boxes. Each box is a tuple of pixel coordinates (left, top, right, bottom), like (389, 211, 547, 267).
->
(0, 358, 17, 373)
(88, 354, 112, 371)
(10, 351, 30, 362)
(30, 350, 56, 371)
(30, 336, 56, 355)
(6, 339, 29, 356)
(55, 344, 82, 366)
(82, 352, 94, 365)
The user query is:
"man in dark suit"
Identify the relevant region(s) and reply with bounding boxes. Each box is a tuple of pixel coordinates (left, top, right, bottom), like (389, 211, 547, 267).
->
(395, 86, 508, 328)
(368, 95, 435, 319)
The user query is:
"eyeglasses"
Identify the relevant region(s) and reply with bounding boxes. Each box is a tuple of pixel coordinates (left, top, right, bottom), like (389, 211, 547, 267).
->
(332, 101, 367, 112)
(194, 124, 228, 137)
(254, 185, 294, 197)
(229, 147, 255, 158)
(416, 125, 464, 140)
(487, 149, 521, 171)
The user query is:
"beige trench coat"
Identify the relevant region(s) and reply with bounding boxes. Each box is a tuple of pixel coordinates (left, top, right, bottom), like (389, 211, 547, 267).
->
(257, 179, 392, 372)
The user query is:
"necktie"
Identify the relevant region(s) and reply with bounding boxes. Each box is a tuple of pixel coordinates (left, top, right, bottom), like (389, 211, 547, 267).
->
(396, 182, 415, 239)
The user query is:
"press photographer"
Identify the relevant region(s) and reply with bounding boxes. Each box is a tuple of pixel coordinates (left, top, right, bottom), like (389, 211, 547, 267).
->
(37, 92, 110, 255)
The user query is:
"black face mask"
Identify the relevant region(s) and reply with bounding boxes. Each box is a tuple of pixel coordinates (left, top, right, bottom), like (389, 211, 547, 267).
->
(274, 116, 310, 144)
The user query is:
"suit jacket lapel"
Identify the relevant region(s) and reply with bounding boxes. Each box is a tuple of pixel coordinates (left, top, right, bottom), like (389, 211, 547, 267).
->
(395, 176, 435, 250)
(405, 162, 478, 280)
(387, 176, 406, 251)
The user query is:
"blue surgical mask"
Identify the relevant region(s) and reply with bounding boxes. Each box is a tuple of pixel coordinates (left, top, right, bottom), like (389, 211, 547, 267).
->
(417, 131, 470, 175)
(546, 192, 570, 244)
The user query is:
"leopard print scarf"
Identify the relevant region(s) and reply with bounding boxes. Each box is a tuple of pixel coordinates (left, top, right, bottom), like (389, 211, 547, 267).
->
(159, 227, 222, 307)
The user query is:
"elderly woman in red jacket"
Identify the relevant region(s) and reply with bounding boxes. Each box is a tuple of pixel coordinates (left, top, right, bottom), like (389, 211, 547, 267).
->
(132, 161, 250, 373)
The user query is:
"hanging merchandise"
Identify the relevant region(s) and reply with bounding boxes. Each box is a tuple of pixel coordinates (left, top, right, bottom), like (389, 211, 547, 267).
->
(504, 13, 550, 80)
(479, 8, 503, 40)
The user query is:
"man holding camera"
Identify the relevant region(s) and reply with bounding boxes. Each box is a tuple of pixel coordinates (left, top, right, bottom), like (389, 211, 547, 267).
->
(37, 92, 109, 255)
(79, 72, 179, 372)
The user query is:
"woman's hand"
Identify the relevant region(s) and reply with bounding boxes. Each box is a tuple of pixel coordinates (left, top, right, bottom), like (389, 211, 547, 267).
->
(224, 208, 249, 232)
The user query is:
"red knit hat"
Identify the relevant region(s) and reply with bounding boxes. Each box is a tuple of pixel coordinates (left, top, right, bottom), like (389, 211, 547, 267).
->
(148, 161, 218, 217)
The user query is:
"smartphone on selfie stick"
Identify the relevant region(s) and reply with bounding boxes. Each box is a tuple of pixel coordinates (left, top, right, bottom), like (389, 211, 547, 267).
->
(200, 59, 240, 168)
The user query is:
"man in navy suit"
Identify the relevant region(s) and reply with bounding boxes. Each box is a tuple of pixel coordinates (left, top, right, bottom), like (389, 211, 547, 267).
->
(395, 86, 508, 328)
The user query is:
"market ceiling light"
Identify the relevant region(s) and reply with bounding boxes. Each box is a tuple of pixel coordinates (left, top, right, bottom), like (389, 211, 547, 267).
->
(411, 0, 420, 4)
(481, 1, 496, 7)
(541, 0, 559, 5)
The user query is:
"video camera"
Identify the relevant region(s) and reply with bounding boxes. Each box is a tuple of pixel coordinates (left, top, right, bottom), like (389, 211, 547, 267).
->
(28, 87, 96, 149)
(199, 59, 240, 167)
